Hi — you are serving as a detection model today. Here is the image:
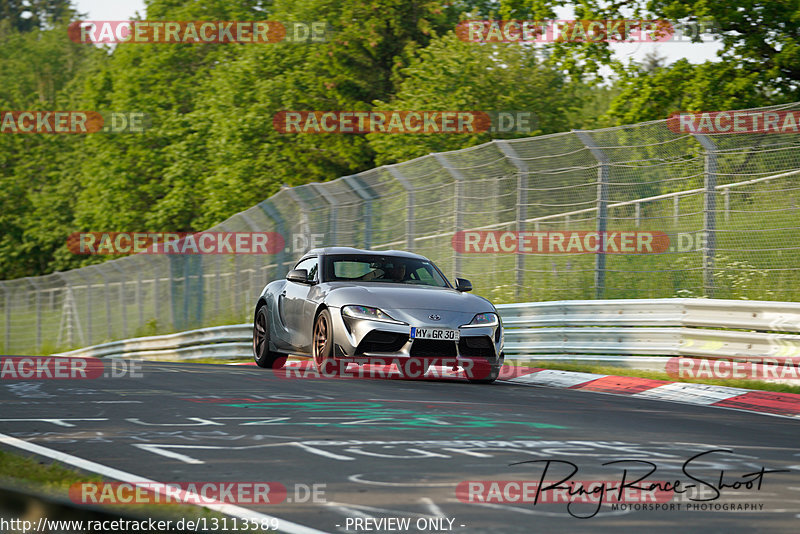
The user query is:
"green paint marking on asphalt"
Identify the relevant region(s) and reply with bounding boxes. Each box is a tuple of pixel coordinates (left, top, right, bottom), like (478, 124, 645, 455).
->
(219, 401, 567, 430)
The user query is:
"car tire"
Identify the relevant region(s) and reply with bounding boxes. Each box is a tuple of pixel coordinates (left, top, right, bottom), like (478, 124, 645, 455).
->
(313, 309, 341, 376)
(468, 353, 503, 384)
(253, 305, 287, 369)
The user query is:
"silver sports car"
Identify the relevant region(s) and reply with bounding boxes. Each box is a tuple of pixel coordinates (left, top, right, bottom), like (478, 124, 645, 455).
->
(252, 247, 504, 383)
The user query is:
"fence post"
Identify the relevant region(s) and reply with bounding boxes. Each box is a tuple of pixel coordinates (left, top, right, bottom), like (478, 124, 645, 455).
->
(433, 153, 465, 278)
(90, 266, 112, 340)
(1, 282, 9, 352)
(258, 200, 288, 277)
(342, 174, 379, 249)
(26, 277, 42, 352)
(673, 196, 680, 225)
(76, 269, 93, 345)
(387, 165, 415, 251)
(149, 256, 160, 330)
(311, 183, 340, 246)
(240, 213, 264, 316)
(574, 131, 610, 299)
(109, 263, 127, 338)
(134, 257, 143, 332)
(495, 140, 528, 300)
(283, 186, 313, 256)
(694, 134, 718, 297)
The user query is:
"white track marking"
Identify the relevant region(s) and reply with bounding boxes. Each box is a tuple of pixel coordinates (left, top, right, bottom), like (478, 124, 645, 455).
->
(0, 418, 108, 427)
(0, 432, 327, 534)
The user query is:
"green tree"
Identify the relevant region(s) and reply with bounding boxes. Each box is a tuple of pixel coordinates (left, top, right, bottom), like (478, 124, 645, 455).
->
(367, 32, 574, 165)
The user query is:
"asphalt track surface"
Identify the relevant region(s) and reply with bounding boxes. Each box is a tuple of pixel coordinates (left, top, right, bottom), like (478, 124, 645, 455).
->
(1, 361, 799, 534)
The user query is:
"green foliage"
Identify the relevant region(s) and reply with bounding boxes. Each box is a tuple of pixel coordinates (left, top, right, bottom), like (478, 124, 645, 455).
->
(367, 32, 574, 165)
(2, 0, 800, 282)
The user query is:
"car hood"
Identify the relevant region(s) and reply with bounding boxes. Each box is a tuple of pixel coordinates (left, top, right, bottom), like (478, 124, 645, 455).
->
(322, 282, 494, 313)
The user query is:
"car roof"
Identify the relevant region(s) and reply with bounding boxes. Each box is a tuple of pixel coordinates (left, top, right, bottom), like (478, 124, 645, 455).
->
(303, 247, 430, 261)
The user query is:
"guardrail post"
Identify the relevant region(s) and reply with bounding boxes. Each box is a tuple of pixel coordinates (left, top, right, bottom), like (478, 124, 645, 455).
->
(342, 174, 379, 249)
(433, 153, 465, 278)
(495, 140, 528, 300)
(311, 183, 340, 246)
(387, 165, 415, 251)
(258, 200, 288, 277)
(694, 134, 718, 297)
(574, 130, 610, 299)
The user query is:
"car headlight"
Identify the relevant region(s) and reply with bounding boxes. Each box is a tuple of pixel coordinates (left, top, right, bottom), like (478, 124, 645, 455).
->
(342, 305, 405, 325)
(462, 312, 499, 328)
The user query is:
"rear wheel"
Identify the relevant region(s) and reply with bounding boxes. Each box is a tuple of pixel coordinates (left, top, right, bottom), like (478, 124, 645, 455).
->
(253, 306, 286, 369)
(313, 309, 341, 376)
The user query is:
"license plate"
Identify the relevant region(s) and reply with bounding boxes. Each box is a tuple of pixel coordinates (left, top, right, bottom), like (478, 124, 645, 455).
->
(410, 327, 460, 341)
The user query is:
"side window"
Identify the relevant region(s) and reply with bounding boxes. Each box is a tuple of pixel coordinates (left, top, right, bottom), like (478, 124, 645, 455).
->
(293, 258, 318, 282)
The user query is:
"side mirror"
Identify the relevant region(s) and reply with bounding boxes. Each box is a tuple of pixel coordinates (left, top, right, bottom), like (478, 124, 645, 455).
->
(455, 278, 472, 292)
(287, 269, 309, 284)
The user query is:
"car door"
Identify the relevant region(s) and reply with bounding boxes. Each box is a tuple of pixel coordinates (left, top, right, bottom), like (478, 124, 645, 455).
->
(281, 256, 318, 351)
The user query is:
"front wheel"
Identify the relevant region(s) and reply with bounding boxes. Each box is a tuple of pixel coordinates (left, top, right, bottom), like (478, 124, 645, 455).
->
(313, 309, 341, 376)
(253, 306, 286, 369)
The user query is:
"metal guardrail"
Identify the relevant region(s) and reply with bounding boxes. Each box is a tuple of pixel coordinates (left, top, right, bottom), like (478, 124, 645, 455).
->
(56, 298, 800, 362)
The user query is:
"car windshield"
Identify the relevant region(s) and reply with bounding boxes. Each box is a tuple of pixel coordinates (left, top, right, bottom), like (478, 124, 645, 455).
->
(324, 255, 450, 287)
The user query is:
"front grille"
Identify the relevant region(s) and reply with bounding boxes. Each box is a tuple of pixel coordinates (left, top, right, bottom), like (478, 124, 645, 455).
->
(410, 339, 457, 358)
(356, 331, 408, 354)
(458, 336, 496, 359)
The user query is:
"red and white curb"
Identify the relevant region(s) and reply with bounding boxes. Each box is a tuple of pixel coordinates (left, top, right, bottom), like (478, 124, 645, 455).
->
(506, 368, 800, 420)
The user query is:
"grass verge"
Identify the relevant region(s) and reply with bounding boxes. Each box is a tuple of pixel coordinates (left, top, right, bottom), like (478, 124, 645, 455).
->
(0, 449, 231, 523)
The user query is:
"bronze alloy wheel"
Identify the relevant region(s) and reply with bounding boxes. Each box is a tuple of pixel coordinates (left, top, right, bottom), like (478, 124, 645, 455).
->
(313, 309, 340, 375)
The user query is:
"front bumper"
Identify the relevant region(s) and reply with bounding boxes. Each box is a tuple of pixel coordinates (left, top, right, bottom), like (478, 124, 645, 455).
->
(328, 306, 504, 367)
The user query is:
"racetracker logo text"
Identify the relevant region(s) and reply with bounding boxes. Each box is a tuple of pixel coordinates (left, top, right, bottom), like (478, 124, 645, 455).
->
(69, 482, 326, 505)
(457, 480, 674, 504)
(0, 357, 141, 379)
(69, 21, 330, 44)
(67, 232, 285, 255)
(273, 111, 535, 134)
(455, 19, 717, 43)
(277, 359, 502, 381)
(667, 110, 800, 134)
(666, 357, 800, 381)
(452, 231, 670, 254)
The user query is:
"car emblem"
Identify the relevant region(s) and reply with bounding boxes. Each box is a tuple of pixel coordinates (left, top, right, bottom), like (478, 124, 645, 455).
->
(429, 314, 441, 321)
